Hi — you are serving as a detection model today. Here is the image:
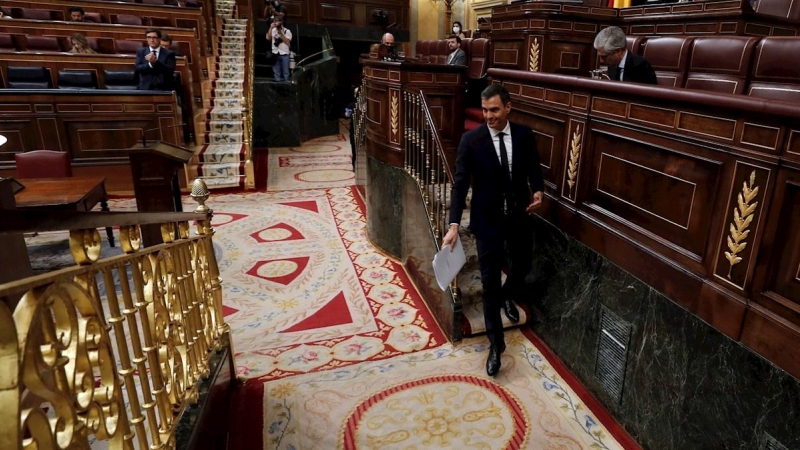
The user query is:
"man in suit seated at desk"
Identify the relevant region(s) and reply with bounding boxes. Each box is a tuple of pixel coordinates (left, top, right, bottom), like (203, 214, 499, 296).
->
(446, 34, 467, 66)
(594, 26, 657, 84)
(135, 29, 177, 91)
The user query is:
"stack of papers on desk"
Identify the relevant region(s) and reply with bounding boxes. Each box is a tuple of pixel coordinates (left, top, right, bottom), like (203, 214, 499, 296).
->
(432, 236, 466, 291)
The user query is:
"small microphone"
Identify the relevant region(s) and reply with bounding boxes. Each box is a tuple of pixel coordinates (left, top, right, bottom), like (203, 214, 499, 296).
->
(141, 123, 186, 146)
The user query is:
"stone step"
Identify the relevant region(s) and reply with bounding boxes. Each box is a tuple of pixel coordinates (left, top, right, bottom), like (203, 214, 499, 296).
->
(195, 143, 243, 163)
(207, 120, 243, 133)
(205, 131, 243, 144)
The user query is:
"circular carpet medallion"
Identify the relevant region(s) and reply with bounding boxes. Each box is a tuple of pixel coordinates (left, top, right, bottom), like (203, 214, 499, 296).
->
(342, 374, 528, 449)
(294, 169, 355, 183)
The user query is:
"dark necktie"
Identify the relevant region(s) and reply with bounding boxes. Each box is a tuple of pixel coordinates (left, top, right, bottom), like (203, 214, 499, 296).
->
(497, 132, 514, 212)
(614, 66, 621, 81)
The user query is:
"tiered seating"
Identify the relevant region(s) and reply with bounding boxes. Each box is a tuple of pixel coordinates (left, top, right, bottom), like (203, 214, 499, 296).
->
(633, 35, 800, 100)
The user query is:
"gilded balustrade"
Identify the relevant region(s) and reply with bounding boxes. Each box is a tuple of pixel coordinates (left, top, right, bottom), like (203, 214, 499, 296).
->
(0, 185, 229, 450)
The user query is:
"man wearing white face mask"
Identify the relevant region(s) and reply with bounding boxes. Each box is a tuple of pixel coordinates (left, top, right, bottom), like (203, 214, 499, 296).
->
(452, 21, 466, 39)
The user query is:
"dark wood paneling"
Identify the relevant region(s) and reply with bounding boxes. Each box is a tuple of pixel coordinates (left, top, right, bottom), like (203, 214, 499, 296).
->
(487, 68, 800, 379)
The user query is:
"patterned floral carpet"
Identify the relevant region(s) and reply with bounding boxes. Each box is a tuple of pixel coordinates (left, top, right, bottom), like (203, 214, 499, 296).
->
(222, 126, 639, 449)
(25, 123, 638, 449)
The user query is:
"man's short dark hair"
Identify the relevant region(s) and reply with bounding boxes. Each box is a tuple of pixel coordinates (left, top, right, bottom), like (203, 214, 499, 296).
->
(447, 34, 461, 44)
(161, 34, 173, 44)
(68, 6, 85, 14)
(146, 28, 162, 38)
(481, 84, 511, 105)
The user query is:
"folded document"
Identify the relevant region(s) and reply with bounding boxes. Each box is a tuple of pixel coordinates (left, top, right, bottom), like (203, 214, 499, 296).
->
(432, 236, 466, 291)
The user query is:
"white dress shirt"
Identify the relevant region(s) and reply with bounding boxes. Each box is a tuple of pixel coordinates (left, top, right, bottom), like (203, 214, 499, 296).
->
(488, 121, 513, 177)
(148, 47, 159, 68)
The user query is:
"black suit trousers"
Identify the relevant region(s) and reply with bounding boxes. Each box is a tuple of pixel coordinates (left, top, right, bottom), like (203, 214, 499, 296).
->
(476, 212, 533, 347)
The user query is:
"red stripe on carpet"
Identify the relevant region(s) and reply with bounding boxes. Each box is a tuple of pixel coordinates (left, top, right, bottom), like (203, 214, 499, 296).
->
(227, 379, 264, 449)
(521, 328, 642, 450)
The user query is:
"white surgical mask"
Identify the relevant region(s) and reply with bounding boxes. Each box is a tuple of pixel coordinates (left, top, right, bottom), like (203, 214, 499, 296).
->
(453, 26, 460, 33)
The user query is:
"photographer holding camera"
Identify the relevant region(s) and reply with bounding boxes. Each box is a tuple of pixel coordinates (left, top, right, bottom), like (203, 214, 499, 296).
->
(267, 17, 292, 82)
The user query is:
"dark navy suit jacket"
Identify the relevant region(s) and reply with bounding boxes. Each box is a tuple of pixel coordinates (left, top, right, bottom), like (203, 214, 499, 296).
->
(448, 122, 545, 239)
(134, 46, 176, 91)
(608, 52, 657, 85)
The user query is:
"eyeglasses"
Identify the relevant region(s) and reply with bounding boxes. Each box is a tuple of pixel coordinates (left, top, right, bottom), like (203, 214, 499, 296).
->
(146, 35, 160, 39)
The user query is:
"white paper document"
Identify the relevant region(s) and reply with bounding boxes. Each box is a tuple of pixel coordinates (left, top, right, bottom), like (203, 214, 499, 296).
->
(432, 236, 466, 291)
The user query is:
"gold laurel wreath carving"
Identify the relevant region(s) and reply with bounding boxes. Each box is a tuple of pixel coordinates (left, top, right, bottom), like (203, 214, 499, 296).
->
(529, 38, 540, 72)
(725, 170, 759, 279)
(567, 125, 582, 195)
(391, 92, 399, 136)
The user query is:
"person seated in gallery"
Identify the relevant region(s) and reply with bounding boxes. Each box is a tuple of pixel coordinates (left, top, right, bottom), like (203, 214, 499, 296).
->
(378, 32, 397, 60)
(451, 21, 466, 39)
(68, 6, 85, 22)
(446, 34, 466, 66)
(160, 34, 182, 57)
(69, 33, 96, 54)
(593, 26, 657, 84)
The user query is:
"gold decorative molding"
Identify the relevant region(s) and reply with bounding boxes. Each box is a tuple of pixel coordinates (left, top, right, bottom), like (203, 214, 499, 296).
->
(725, 170, 759, 278)
(391, 91, 399, 138)
(567, 125, 582, 195)
(529, 38, 540, 72)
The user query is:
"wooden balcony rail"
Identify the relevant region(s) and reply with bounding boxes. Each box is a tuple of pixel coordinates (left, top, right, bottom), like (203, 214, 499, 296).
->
(0, 203, 230, 448)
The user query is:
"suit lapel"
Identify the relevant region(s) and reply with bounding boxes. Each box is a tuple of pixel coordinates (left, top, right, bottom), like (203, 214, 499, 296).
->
(481, 125, 501, 168)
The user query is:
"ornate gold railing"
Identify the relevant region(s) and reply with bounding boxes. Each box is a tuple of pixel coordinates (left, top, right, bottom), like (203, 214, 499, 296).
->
(403, 90, 454, 243)
(0, 194, 229, 449)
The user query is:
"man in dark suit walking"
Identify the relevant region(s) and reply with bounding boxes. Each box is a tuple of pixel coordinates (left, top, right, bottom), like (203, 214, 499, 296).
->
(442, 84, 545, 377)
(594, 26, 657, 85)
(135, 29, 177, 91)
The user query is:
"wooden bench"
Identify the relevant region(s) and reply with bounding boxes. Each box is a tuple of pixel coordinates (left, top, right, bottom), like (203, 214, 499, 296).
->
(0, 0, 209, 55)
(0, 19, 204, 105)
(0, 89, 184, 192)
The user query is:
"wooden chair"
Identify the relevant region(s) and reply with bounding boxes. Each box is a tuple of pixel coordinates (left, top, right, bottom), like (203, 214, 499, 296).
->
(15, 150, 72, 178)
(15, 150, 115, 246)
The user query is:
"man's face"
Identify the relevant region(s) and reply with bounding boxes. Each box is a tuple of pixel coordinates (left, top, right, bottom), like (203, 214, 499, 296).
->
(383, 35, 394, 47)
(481, 95, 511, 131)
(274, 19, 282, 28)
(597, 47, 624, 67)
(160, 40, 171, 49)
(70, 11, 84, 21)
(447, 38, 458, 51)
(146, 33, 160, 48)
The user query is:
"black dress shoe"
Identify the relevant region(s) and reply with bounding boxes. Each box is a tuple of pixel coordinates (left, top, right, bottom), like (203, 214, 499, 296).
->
(486, 344, 505, 377)
(503, 300, 520, 323)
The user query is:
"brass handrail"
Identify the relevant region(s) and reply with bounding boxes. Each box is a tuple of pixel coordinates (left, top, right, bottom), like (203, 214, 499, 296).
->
(0, 192, 229, 448)
(0, 210, 205, 235)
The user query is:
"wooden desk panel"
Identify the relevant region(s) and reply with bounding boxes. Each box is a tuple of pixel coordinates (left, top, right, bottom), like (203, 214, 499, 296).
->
(0, 53, 195, 141)
(0, 91, 181, 194)
(490, 68, 800, 379)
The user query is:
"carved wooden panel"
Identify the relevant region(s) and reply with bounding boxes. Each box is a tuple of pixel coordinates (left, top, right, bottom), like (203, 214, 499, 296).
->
(586, 130, 722, 260)
(319, 3, 353, 22)
(66, 119, 152, 160)
(511, 108, 565, 192)
(713, 162, 771, 290)
(0, 120, 35, 160)
(753, 172, 800, 324)
(492, 41, 523, 69)
(561, 119, 586, 203)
